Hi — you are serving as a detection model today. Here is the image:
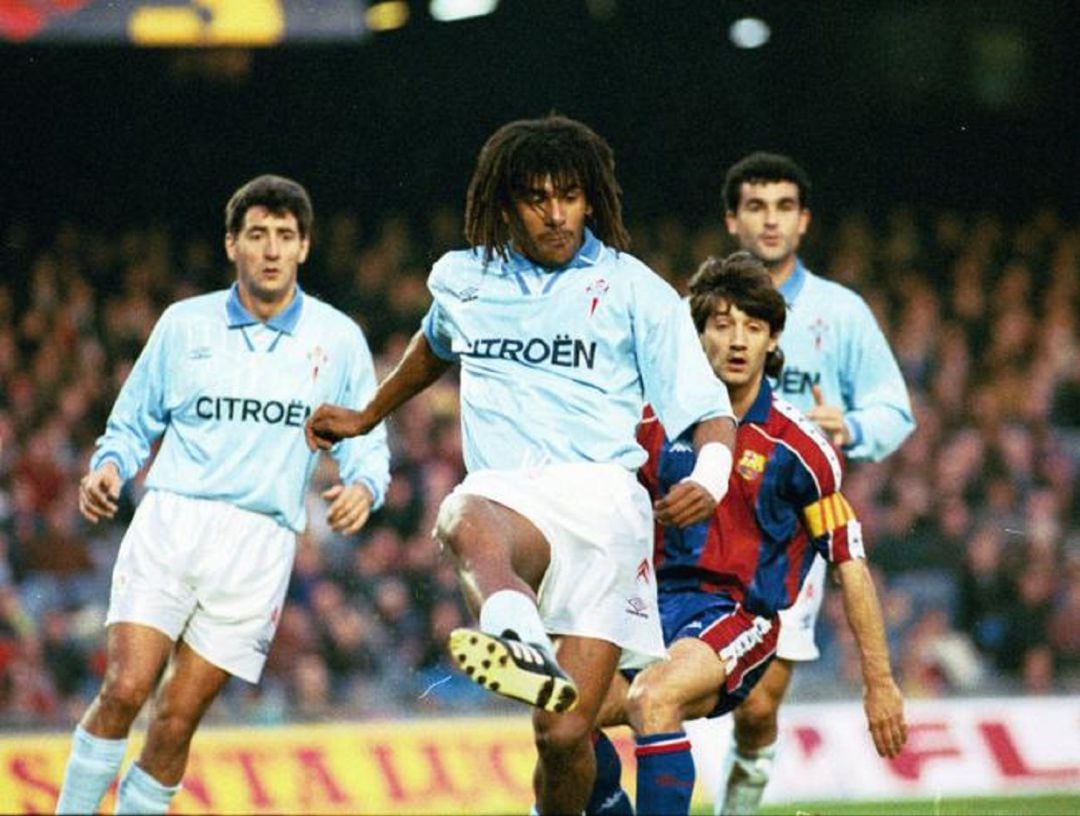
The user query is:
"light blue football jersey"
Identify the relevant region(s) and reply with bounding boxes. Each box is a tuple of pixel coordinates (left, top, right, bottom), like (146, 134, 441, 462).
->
(772, 259, 914, 462)
(422, 229, 732, 473)
(91, 284, 390, 533)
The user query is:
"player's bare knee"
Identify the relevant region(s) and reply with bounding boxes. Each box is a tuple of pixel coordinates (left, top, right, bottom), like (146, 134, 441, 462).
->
(533, 709, 591, 759)
(96, 674, 154, 723)
(146, 707, 200, 750)
(433, 493, 482, 558)
(625, 674, 682, 735)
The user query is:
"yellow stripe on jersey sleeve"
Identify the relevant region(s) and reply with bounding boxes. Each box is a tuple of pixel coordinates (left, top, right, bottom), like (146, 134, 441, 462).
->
(803, 492, 857, 538)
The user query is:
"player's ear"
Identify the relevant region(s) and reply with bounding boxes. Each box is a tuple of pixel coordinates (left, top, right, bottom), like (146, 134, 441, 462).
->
(724, 211, 738, 236)
(798, 207, 811, 236)
(224, 232, 237, 262)
(297, 235, 311, 264)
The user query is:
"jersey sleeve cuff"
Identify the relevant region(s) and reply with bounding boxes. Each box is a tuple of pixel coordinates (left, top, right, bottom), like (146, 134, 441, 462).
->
(421, 311, 458, 362)
(91, 452, 127, 481)
(842, 415, 864, 452)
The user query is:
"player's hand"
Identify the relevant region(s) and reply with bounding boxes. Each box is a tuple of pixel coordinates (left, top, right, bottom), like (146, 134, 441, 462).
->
(655, 480, 716, 528)
(863, 677, 907, 758)
(806, 385, 850, 448)
(78, 462, 123, 523)
(323, 483, 374, 535)
(305, 404, 367, 451)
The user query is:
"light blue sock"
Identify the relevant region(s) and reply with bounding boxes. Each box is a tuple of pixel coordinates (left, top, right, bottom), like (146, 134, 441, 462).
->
(55, 725, 127, 814)
(479, 589, 554, 651)
(115, 762, 181, 815)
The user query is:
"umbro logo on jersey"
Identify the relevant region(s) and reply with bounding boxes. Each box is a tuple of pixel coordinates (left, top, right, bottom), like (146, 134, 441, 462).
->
(454, 285, 480, 302)
(190, 346, 212, 360)
(625, 597, 649, 619)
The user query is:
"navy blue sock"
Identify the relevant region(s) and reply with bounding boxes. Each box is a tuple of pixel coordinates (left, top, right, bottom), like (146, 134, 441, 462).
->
(585, 729, 633, 815)
(634, 731, 695, 816)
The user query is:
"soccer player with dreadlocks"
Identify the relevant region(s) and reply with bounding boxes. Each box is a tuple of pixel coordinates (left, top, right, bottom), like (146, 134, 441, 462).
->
(306, 114, 736, 814)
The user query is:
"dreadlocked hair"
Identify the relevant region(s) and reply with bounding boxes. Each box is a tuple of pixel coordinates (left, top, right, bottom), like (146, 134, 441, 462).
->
(464, 115, 630, 263)
(689, 251, 788, 378)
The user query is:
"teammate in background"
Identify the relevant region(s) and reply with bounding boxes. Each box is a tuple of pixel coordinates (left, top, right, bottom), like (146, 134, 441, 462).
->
(717, 153, 915, 814)
(590, 252, 906, 816)
(56, 175, 390, 815)
(305, 115, 737, 815)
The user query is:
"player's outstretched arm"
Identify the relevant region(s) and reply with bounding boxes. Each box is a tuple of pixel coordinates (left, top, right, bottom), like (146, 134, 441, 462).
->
(835, 557, 908, 759)
(305, 330, 452, 451)
(78, 461, 123, 523)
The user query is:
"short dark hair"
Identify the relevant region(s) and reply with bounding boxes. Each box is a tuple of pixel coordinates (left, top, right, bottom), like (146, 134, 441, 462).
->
(723, 152, 811, 214)
(464, 114, 630, 262)
(688, 251, 787, 378)
(225, 174, 314, 238)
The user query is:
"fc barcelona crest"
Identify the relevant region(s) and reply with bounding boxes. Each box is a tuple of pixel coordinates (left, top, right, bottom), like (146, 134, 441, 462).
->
(737, 449, 766, 480)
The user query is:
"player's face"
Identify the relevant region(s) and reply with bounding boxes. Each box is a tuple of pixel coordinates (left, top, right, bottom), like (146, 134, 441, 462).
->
(227, 206, 309, 316)
(725, 181, 809, 267)
(508, 175, 592, 268)
(700, 300, 778, 390)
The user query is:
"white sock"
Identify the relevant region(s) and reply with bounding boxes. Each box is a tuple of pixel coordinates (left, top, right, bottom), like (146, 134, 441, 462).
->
(115, 762, 181, 815)
(479, 589, 553, 652)
(55, 725, 127, 814)
(714, 738, 777, 816)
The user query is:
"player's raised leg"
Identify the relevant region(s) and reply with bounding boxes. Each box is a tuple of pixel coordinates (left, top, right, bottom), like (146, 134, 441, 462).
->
(437, 491, 578, 711)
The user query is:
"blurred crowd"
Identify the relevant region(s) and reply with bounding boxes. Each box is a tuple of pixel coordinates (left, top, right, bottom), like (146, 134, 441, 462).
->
(0, 203, 1078, 730)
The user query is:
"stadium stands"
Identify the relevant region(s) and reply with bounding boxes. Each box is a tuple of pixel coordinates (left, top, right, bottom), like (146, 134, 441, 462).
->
(0, 205, 1077, 727)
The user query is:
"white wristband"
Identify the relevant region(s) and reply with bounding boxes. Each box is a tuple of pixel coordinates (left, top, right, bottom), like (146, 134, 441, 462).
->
(681, 442, 733, 503)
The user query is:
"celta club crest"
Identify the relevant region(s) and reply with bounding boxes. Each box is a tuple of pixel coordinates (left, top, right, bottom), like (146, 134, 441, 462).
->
(809, 317, 828, 350)
(307, 346, 328, 382)
(586, 277, 610, 316)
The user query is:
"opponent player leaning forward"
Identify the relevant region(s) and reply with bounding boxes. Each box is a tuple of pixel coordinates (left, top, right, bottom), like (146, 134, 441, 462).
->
(585, 253, 907, 816)
(306, 114, 737, 815)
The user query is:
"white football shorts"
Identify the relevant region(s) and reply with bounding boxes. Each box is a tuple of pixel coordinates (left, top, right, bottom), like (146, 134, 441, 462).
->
(106, 489, 296, 682)
(448, 462, 665, 669)
(776, 553, 826, 661)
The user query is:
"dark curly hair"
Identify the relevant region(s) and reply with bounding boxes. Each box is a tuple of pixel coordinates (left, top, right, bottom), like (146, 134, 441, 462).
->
(464, 115, 630, 262)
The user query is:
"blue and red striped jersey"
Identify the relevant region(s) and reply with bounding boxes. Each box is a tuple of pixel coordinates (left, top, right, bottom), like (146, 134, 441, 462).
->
(638, 379, 865, 618)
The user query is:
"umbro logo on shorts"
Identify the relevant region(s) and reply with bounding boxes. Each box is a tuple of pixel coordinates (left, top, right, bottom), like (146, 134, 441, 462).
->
(625, 596, 649, 619)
